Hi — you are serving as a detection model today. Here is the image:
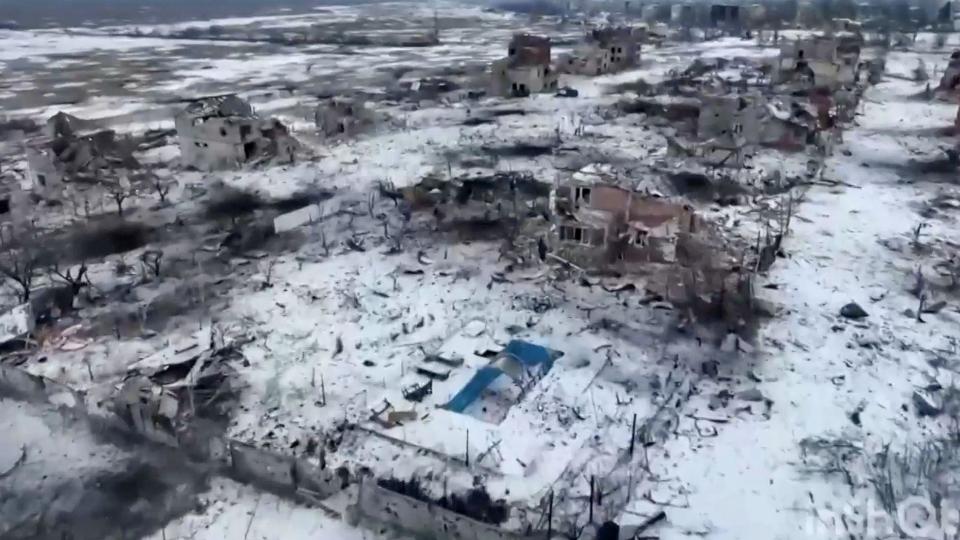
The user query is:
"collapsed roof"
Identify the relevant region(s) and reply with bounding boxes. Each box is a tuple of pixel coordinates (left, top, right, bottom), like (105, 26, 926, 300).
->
(180, 94, 256, 120)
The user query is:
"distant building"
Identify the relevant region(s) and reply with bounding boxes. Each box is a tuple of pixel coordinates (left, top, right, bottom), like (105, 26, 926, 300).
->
(795, 0, 819, 27)
(745, 4, 767, 27)
(641, 4, 660, 22)
(315, 97, 377, 139)
(709, 4, 742, 29)
(559, 26, 642, 76)
(490, 34, 559, 97)
(777, 35, 859, 91)
(175, 94, 298, 171)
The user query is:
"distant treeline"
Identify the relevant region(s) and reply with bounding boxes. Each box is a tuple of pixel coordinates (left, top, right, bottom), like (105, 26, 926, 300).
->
(0, 0, 382, 29)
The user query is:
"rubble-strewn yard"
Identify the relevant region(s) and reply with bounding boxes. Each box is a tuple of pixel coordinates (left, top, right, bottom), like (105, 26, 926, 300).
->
(3, 2, 960, 539)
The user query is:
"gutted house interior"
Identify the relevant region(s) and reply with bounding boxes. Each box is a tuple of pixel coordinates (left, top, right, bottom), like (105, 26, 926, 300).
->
(490, 33, 559, 97)
(315, 96, 378, 138)
(175, 94, 298, 170)
(553, 182, 700, 268)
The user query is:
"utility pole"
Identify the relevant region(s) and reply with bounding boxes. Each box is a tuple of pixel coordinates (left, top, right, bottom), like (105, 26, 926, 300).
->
(589, 475, 595, 523)
(546, 490, 554, 539)
(629, 413, 637, 456)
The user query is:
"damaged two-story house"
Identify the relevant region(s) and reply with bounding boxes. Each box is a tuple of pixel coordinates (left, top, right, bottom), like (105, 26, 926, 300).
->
(776, 35, 860, 91)
(490, 34, 559, 98)
(551, 181, 699, 269)
(695, 93, 762, 166)
(559, 26, 643, 76)
(315, 96, 378, 139)
(175, 94, 299, 171)
(24, 112, 140, 199)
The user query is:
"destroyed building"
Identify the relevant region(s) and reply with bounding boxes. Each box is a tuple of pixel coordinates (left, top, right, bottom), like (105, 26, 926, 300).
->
(831, 17, 863, 34)
(0, 177, 31, 226)
(175, 94, 299, 171)
(315, 97, 377, 138)
(114, 344, 239, 449)
(490, 34, 559, 98)
(404, 171, 551, 236)
(43, 111, 101, 141)
(552, 182, 699, 268)
(709, 4, 742, 29)
(24, 112, 140, 198)
(399, 77, 460, 102)
(760, 99, 819, 150)
(777, 35, 859, 91)
(670, 3, 698, 26)
(559, 26, 642, 76)
(642, 3, 672, 22)
(696, 94, 762, 165)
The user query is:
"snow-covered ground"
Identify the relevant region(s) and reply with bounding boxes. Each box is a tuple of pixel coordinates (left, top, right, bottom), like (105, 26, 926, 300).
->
(0, 398, 206, 540)
(143, 478, 399, 540)
(3, 3, 960, 538)
(642, 53, 960, 540)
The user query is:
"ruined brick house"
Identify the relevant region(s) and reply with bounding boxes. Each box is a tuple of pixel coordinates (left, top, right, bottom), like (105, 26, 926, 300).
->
(25, 112, 139, 198)
(490, 34, 559, 98)
(696, 94, 762, 166)
(777, 35, 859, 90)
(315, 97, 377, 138)
(551, 182, 699, 268)
(559, 26, 642, 77)
(175, 94, 298, 171)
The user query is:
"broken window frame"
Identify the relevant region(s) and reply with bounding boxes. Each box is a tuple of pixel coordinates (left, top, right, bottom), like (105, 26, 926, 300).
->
(633, 229, 649, 247)
(574, 186, 592, 205)
(559, 225, 592, 246)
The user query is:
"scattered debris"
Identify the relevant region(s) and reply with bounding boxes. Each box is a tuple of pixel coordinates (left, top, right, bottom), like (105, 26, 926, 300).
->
(839, 302, 868, 319)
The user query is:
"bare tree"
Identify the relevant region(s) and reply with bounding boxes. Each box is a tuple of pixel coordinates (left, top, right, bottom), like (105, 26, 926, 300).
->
(0, 226, 42, 303)
(110, 186, 133, 216)
(366, 190, 378, 218)
(49, 261, 89, 296)
(912, 222, 927, 250)
(260, 258, 277, 288)
(320, 227, 332, 256)
(151, 176, 172, 205)
(0, 254, 37, 303)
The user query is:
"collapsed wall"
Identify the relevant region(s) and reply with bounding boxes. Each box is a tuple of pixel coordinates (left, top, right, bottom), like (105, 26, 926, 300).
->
(0, 363, 344, 501)
(0, 362, 538, 540)
(347, 477, 541, 540)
